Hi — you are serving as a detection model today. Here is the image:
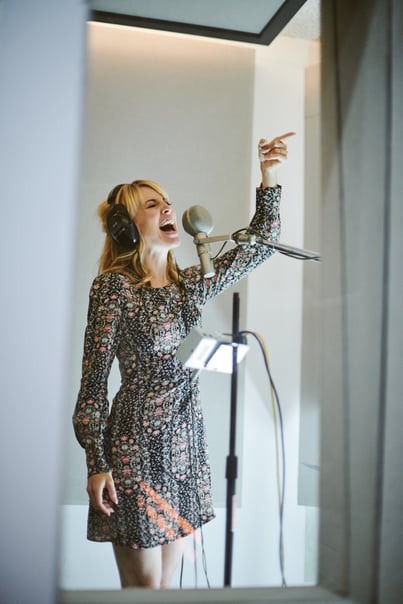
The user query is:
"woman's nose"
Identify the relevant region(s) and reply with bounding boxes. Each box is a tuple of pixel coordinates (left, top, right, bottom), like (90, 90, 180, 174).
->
(162, 206, 171, 214)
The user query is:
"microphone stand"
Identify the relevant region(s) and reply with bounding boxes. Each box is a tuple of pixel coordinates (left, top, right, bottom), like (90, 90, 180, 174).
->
(191, 232, 321, 262)
(224, 291, 241, 587)
(189, 230, 319, 587)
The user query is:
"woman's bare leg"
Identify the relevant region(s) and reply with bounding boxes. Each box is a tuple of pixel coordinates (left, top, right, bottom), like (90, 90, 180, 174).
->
(160, 538, 185, 588)
(112, 544, 162, 588)
(113, 538, 185, 589)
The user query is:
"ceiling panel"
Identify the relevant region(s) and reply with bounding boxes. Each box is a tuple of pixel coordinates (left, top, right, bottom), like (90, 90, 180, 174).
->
(89, 0, 317, 45)
(90, 0, 285, 34)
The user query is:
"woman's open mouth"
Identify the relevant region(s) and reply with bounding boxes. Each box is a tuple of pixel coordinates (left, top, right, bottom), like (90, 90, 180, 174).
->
(160, 220, 176, 233)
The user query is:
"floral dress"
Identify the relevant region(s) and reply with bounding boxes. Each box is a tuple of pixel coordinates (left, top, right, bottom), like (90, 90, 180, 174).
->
(73, 186, 281, 549)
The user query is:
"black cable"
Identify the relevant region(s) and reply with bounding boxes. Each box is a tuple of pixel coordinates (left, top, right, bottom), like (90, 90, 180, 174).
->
(179, 554, 184, 589)
(199, 523, 211, 589)
(193, 531, 198, 588)
(240, 330, 287, 587)
(187, 375, 211, 589)
(212, 241, 229, 259)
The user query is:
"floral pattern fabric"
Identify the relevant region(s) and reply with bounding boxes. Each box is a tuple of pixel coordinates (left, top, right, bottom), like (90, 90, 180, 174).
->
(73, 186, 281, 549)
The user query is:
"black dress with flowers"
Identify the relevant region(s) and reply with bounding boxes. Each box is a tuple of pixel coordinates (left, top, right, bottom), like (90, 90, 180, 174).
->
(73, 186, 281, 549)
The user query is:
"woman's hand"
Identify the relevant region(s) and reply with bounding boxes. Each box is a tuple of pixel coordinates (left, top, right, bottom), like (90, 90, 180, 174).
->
(87, 472, 118, 516)
(258, 132, 296, 188)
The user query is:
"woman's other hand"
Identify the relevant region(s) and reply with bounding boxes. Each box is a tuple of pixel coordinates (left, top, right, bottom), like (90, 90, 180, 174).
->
(258, 131, 296, 188)
(87, 472, 118, 516)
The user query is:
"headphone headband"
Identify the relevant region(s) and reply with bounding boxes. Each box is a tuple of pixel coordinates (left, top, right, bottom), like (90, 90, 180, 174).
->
(107, 183, 126, 206)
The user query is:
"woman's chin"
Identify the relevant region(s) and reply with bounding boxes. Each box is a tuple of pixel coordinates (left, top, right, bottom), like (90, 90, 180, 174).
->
(163, 233, 181, 248)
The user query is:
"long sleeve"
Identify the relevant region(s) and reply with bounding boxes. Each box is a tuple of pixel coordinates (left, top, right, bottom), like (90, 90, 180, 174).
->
(73, 273, 125, 477)
(182, 186, 282, 305)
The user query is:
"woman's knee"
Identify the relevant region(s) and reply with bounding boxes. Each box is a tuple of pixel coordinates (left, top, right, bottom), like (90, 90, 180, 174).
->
(124, 570, 161, 589)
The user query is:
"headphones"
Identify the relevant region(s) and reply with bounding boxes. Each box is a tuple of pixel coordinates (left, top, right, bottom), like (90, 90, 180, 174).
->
(106, 183, 139, 249)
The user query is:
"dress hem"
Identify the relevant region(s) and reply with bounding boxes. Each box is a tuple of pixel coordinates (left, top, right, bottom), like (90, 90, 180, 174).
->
(87, 513, 216, 550)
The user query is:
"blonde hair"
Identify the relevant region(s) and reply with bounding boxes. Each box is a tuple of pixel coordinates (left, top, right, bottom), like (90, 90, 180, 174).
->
(97, 179, 181, 288)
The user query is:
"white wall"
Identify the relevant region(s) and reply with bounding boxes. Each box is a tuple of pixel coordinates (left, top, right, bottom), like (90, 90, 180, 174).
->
(60, 24, 320, 590)
(239, 38, 320, 587)
(63, 22, 255, 509)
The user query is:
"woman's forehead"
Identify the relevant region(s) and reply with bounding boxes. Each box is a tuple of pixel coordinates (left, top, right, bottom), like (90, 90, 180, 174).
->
(140, 186, 159, 199)
(140, 186, 170, 204)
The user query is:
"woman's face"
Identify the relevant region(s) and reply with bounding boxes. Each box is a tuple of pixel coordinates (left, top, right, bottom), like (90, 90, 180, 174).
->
(134, 186, 180, 250)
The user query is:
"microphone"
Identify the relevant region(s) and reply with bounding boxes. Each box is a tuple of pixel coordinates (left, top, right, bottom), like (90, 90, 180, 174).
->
(182, 205, 215, 277)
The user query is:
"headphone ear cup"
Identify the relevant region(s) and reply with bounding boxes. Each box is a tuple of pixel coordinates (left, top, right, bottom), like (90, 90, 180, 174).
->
(106, 204, 139, 249)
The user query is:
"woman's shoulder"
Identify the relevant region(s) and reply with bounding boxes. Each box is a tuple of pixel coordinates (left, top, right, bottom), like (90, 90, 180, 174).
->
(89, 271, 136, 300)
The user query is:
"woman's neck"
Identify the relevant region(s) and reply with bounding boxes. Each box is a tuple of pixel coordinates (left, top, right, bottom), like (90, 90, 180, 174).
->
(144, 249, 170, 288)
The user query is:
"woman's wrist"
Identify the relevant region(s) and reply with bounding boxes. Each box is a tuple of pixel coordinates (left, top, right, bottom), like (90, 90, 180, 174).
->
(260, 168, 278, 188)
